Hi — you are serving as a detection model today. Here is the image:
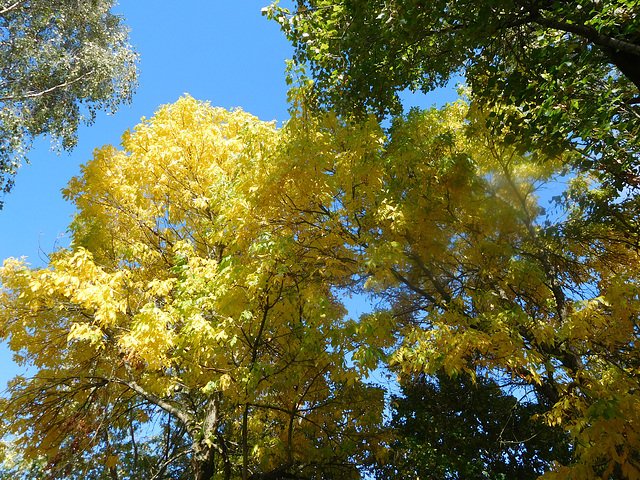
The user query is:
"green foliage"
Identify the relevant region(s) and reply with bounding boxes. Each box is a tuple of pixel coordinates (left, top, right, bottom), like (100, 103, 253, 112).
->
(266, 0, 640, 189)
(0, 0, 138, 207)
(376, 372, 572, 480)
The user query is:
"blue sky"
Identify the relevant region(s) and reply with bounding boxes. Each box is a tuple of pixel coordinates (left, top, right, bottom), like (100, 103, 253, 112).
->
(0, 1, 459, 389)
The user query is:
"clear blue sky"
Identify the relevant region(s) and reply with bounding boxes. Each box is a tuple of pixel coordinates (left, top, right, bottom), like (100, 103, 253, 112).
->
(0, 1, 459, 389)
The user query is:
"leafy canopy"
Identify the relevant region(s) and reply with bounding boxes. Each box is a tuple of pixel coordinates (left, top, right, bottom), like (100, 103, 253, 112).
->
(0, 0, 138, 207)
(276, 99, 640, 479)
(0, 96, 384, 480)
(376, 372, 572, 480)
(266, 0, 640, 189)
(1, 92, 640, 479)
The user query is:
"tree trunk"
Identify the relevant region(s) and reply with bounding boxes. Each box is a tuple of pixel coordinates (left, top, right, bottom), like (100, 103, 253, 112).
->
(191, 443, 217, 480)
(242, 403, 249, 480)
(607, 48, 640, 92)
(192, 393, 225, 480)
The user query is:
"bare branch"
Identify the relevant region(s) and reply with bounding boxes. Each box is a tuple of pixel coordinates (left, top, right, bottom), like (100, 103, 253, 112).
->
(0, 1, 24, 16)
(0, 71, 94, 102)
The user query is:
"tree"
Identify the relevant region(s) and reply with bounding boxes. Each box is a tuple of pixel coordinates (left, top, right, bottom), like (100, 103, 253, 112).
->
(3, 91, 639, 479)
(0, 0, 138, 207)
(266, 0, 640, 189)
(272, 99, 640, 479)
(376, 372, 572, 480)
(0, 96, 385, 480)
(0, 416, 192, 480)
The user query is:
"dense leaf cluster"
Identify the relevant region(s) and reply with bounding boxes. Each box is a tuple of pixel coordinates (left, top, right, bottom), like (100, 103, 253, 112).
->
(0, 2, 639, 478)
(0, 0, 138, 206)
(0, 97, 385, 480)
(377, 372, 572, 480)
(266, 0, 640, 189)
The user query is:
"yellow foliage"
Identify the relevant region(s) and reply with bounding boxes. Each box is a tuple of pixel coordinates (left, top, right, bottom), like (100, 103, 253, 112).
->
(2, 93, 638, 479)
(276, 99, 640, 479)
(0, 95, 386, 478)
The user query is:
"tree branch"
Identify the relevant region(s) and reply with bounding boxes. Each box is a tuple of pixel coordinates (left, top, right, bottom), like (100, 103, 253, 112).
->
(0, 1, 24, 16)
(390, 267, 443, 309)
(534, 16, 640, 58)
(116, 362, 191, 427)
(0, 71, 94, 102)
(148, 449, 192, 480)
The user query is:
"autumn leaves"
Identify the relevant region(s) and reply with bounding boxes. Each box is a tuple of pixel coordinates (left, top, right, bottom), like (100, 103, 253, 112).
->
(1, 91, 640, 478)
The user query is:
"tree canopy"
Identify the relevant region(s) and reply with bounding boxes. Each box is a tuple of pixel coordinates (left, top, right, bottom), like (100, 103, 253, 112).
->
(266, 0, 640, 189)
(276, 99, 640, 479)
(0, 0, 138, 207)
(0, 97, 384, 480)
(1, 93, 640, 479)
(376, 371, 572, 480)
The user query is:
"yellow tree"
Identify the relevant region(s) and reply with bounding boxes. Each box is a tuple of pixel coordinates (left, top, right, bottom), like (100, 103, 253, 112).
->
(273, 99, 640, 479)
(0, 96, 385, 480)
(4, 90, 638, 480)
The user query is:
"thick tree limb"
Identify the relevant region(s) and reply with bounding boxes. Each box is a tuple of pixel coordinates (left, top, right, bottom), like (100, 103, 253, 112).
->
(0, 1, 24, 16)
(116, 363, 191, 427)
(534, 16, 640, 59)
